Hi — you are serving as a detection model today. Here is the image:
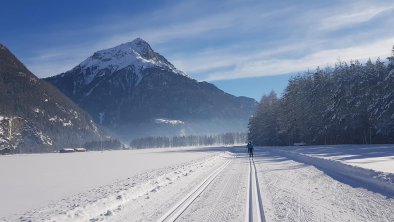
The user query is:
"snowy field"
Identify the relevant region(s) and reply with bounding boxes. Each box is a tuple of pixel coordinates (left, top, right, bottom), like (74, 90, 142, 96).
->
(0, 147, 225, 220)
(1, 145, 394, 221)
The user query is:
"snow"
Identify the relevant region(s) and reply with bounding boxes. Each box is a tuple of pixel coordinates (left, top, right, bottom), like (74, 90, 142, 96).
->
(35, 130, 53, 146)
(62, 119, 72, 127)
(341, 156, 394, 173)
(262, 144, 394, 200)
(48, 116, 57, 121)
(0, 147, 222, 220)
(71, 110, 79, 119)
(256, 148, 394, 222)
(0, 126, 4, 140)
(76, 38, 187, 86)
(0, 116, 9, 144)
(176, 154, 246, 221)
(275, 144, 394, 174)
(61, 148, 75, 152)
(1, 145, 394, 221)
(155, 118, 185, 126)
(74, 148, 87, 152)
(49, 116, 73, 127)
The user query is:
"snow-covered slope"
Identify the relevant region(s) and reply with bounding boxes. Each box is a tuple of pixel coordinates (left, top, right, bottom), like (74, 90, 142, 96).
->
(257, 148, 394, 222)
(77, 38, 187, 87)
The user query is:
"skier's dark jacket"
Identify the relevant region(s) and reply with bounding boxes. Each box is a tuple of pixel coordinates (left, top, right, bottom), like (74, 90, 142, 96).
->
(247, 142, 254, 151)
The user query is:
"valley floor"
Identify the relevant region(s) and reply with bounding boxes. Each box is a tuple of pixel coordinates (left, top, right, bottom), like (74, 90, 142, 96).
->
(1, 145, 393, 221)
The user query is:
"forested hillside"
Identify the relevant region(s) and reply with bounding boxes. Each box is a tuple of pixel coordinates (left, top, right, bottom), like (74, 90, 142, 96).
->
(0, 44, 105, 152)
(249, 49, 394, 145)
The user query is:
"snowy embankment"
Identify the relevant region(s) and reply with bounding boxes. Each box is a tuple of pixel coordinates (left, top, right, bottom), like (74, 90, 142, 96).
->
(256, 150, 394, 221)
(268, 145, 394, 196)
(0, 147, 229, 221)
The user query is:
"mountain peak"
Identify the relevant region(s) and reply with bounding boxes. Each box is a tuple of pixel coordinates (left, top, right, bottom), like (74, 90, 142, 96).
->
(130, 37, 149, 46)
(75, 38, 187, 86)
(89, 38, 153, 62)
(115, 37, 153, 59)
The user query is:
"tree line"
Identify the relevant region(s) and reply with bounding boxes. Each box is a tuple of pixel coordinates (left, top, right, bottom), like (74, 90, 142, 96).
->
(249, 49, 394, 146)
(83, 139, 123, 150)
(130, 132, 247, 149)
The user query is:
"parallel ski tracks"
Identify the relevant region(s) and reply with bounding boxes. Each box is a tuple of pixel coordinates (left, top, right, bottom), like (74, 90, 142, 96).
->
(157, 158, 233, 222)
(157, 154, 266, 222)
(245, 157, 266, 222)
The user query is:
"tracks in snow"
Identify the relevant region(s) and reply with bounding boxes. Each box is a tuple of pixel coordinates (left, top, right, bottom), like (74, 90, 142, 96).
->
(158, 154, 267, 222)
(246, 157, 266, 222)
(157, 159, 232, 222)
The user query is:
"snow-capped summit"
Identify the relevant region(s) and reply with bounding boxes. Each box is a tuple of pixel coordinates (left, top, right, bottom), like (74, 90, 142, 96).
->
(76, 38, 186, 86)
(45, 39, 257, 141)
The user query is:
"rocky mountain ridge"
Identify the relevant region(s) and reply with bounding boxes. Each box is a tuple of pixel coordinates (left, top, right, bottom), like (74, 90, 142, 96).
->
(0, 44, 105, 152)
(45, 38, 257, 140)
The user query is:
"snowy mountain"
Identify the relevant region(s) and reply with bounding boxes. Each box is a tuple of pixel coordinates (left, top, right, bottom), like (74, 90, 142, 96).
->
(76, 38, 187, 88)
(0, 43, 105, 152)
(45, 38, 257, 140)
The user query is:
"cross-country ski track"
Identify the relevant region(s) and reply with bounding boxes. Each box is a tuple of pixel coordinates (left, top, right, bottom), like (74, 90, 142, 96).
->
(157, 159, 232, 222)
(246, 158, 266, 222)
(1, 146, 394, 221)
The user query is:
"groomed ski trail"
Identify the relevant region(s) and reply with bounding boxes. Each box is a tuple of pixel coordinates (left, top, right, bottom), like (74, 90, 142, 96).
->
(157, 158, 233, 222)
(246, 157, 266, 222)
(175, 153, 250, 221)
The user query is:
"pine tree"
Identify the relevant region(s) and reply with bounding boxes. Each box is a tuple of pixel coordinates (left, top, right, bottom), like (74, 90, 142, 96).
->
(387, 46, 394, 69)
(248, 48, 394, 145)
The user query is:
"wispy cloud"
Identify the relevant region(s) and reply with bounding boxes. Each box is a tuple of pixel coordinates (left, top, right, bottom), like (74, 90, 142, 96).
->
(319, 5, 394, 31)
(24, 2, 290, 76)
(13, 0, 394, 80)
(202, 37, 394, 81)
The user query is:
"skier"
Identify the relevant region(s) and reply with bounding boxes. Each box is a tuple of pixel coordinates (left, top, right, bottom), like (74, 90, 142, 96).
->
(247, 141, 254, 158)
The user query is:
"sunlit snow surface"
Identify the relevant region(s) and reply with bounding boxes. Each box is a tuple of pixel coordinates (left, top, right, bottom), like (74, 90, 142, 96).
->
(287, 144, 394, 173)
(1, 145, 393, 221)
(0, 147, 220, 219)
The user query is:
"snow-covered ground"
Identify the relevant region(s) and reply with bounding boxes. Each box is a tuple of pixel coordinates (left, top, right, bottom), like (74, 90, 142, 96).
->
(267, 145, 394, 196)
(256, 149, 394, 221)
(1, 145, 394, 221)
(274, 144, 394, 173)
(0, 147, 225, 220)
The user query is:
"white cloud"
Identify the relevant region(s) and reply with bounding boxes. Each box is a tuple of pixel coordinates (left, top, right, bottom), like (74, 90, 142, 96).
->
(201, 37, 394, 81)
(319, 5, 394, 31)
(25, 3, 289, 77)
(170, 42, 310, 75)
(20, 0, 394, 81)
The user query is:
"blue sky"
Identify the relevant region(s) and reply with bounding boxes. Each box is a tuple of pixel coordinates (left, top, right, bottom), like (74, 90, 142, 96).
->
(2, 0, 394, 100)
